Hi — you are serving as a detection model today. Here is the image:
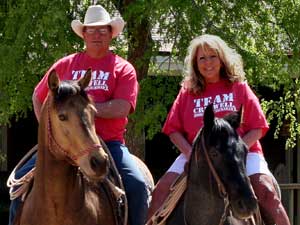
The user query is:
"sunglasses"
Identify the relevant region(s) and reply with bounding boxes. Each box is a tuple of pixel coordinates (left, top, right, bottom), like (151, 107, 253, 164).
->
(84, 27, 110, 35)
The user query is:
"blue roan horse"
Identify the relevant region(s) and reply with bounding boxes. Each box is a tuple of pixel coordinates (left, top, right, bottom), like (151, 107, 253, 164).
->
(166, 104, 259, 225)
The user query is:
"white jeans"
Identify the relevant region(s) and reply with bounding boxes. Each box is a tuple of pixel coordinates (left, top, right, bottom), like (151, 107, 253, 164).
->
(167, 152, 272, 176)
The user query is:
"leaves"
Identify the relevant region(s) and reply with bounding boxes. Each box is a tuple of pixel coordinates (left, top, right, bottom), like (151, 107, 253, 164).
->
(130, 75, 181, 139)
(0, 0, 300, 149)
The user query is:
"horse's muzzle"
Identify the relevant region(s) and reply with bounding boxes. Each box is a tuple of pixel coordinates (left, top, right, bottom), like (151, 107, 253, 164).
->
(231, 195, 258, 219)
(89, 150, 109, 179)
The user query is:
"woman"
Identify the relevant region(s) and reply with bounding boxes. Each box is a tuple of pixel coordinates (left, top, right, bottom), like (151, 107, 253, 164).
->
(147, 34, 290, 225)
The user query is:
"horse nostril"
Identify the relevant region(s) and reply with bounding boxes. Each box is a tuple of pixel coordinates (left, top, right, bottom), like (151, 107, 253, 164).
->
(237, 199, 245, 210)
(90, 156, 100, 171)
(90, 154, 108, 176)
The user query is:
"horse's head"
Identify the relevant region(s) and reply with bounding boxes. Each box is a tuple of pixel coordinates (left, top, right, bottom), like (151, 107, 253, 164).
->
(43, 69, 109, 181)
(194, 104, 258, 219)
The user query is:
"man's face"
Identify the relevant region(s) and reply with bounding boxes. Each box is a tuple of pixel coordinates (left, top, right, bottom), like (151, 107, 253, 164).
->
(82, 25, 112, 50)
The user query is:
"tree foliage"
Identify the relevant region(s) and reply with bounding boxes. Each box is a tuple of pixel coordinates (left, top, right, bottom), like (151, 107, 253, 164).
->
(0, 0, 300, 149)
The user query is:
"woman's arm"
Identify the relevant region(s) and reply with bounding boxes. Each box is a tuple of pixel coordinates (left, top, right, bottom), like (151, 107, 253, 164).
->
(169, 132, 193, 160)
(242, 128, 263, 148)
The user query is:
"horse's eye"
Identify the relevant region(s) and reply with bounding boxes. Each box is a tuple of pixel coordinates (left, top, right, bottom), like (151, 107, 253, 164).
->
(58, 114, 67, 121)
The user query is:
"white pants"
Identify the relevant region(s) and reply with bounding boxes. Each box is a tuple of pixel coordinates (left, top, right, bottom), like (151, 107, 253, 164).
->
(167, 152, 272, 176)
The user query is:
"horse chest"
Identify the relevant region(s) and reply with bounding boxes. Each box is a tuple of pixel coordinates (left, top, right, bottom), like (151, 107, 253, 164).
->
(20, 182, 115, 225)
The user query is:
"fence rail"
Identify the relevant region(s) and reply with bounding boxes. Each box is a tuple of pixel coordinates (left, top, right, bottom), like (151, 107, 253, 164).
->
(280, 183, 300, 189)
(279, 183, 300, 225)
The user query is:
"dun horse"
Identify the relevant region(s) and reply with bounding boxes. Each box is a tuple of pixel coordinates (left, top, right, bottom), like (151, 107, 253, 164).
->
(13, 69, 153, 225)
(166, 105, 259, 225)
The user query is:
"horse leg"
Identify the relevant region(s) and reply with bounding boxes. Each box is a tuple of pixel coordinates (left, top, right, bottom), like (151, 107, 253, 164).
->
(147, 172, 180, 223)
(250, 173, 290, 225)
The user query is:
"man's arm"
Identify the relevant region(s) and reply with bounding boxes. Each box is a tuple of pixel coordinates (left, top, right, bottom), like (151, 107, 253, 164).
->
(95, 99, 131, 118)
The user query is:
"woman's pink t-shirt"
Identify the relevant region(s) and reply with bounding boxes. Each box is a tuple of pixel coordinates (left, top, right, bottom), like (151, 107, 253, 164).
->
(163, 80, 269, 154)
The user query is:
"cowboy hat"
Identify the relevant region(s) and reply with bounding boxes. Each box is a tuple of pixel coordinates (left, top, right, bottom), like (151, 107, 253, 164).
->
(71, 5, 124, 39)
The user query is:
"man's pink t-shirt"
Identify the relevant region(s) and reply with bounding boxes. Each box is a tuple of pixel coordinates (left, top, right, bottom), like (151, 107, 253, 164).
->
(163, 80, 269, 154)
(34, 52, 138, 143)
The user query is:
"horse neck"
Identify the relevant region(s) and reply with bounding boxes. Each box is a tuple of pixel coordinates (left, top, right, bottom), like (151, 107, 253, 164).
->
(183, 149, 225, 224)
(186, 152, 221, 197)
(32, 104, 83, 203)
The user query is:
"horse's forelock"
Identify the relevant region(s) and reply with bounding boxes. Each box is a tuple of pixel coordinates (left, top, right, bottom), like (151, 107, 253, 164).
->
(54, 80, 89, 102)
(212, 118, 234, 134)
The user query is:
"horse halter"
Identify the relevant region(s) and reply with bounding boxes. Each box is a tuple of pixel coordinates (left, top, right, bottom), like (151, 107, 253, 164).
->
(46, 99, 101, 165)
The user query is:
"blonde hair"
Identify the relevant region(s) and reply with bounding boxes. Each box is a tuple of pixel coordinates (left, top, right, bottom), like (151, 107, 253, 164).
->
(182, 34, 245, 94)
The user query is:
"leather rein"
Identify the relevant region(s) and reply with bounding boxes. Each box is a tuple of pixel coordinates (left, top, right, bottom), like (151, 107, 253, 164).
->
(46, 99, 101, 165)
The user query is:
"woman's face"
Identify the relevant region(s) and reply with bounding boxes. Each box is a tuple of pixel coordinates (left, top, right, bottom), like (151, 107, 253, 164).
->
(196, 46, 222, 83)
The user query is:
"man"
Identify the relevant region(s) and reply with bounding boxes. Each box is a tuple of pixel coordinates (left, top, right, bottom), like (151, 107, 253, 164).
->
(9, 5, 148, 225)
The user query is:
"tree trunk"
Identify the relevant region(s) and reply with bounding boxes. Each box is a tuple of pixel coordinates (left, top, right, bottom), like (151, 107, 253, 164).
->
(113, 0, 154, 159)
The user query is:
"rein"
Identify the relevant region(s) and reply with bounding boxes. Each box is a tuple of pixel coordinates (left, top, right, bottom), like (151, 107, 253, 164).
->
(46, 99, 100, 165)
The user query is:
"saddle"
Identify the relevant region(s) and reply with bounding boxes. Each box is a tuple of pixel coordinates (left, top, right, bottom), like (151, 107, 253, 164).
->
(7, 144, 128, 225)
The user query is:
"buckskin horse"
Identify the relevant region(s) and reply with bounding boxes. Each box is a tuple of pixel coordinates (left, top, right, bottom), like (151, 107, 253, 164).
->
(11, 69, 154, 225)
(166, 105, 260, 225)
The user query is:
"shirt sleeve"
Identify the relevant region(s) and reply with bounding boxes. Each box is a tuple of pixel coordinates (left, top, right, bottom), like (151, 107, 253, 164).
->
(162, 88, 184, 135)
(34, 65, 56, 104)
(239, 82, 269, 137)
(113, 62, 138, 113)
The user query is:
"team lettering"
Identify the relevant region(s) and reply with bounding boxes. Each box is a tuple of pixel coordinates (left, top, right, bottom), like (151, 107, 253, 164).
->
(72, 70, 110, 91)
(193, 93, 236, 117)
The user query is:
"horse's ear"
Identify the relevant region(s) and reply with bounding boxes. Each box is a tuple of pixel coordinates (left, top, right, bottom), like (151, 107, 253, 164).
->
(78, 69, 91, 90)
(48, 70, 60, 92)
(203, 104, 215, 130)
(223, 105, 243, 129)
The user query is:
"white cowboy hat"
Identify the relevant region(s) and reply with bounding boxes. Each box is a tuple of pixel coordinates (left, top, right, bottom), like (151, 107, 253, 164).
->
(71, 5, 124, 39)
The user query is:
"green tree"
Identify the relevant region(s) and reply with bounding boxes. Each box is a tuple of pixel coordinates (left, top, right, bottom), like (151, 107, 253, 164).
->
(0, 0, 300, 150)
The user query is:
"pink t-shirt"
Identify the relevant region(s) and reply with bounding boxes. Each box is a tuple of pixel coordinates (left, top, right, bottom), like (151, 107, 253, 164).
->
(34, 52, 138, 143)
(162, 80, 269, 154)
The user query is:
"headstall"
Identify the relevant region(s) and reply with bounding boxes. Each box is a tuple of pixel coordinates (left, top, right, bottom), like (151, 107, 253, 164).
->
(46, 99, 101, 165)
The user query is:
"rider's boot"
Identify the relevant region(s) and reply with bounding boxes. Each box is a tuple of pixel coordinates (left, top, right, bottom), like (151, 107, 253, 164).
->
(250, 173, 290, 225)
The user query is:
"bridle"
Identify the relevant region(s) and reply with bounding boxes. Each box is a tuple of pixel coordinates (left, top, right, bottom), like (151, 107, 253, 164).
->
(46, 98, 101, 166)
(184, 130, 258, 225)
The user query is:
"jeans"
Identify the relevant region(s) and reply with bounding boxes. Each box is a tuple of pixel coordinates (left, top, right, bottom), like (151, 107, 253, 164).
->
(9, 154, 36, 225)
(9, 141, 148, 225)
